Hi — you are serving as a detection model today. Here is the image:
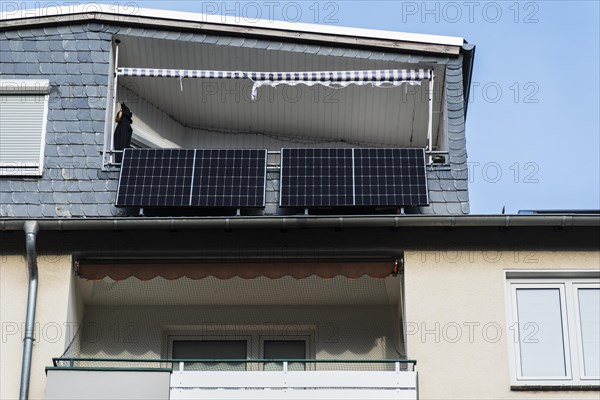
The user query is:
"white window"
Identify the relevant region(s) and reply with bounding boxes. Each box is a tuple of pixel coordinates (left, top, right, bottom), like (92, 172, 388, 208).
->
(0, 80, 50, 176)
(506, 272, 600, 387)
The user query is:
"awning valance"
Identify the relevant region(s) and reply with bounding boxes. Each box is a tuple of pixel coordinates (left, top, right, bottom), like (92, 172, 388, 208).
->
(116, 68, 432, 99)
(77, 260, 396, 281)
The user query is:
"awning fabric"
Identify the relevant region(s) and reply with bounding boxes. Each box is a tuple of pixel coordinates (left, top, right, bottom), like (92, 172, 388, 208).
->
(77, 260, 394, 281)
(117, 68, 432, 99)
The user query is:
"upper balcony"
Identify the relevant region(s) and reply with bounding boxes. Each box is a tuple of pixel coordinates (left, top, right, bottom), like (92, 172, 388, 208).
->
(101, 34, 455, 216)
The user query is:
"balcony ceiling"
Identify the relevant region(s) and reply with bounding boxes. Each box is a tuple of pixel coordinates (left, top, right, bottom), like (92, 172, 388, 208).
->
(116, 35, 445, 148)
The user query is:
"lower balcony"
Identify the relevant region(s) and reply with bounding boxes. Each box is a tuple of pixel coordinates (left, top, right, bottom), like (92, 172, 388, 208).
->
(46, 359, 417, 400)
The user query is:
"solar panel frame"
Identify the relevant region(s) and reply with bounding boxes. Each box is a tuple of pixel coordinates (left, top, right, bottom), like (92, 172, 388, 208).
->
(279, 147, 429, 208)
(115, 148, 267, 208)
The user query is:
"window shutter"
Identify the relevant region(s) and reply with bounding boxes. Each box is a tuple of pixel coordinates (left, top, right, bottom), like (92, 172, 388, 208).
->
(0, 94, 47, 174)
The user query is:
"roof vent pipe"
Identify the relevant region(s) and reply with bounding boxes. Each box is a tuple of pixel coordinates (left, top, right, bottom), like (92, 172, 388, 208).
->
(19, 221, 39, 400)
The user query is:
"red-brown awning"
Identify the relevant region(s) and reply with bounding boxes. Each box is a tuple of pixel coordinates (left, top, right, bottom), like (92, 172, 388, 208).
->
(76, 259, 395, 281)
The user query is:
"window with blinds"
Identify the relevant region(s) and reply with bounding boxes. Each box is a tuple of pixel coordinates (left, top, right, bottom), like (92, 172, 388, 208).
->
(0, 80, 50, 176)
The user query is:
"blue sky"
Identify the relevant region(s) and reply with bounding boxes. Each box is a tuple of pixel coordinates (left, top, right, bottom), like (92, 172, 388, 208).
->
(11, 1, 600, 213)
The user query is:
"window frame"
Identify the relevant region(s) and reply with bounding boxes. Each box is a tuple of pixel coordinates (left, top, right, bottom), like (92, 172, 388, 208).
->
(509, 283, 573, 381)
(259, 334, 314, 371)
(572, 283, 600, 380)
(258, 335, 313, 360)
(168, 334, 253, 360)
(0, 79, 50, 176)
(505, 273, 600, 387)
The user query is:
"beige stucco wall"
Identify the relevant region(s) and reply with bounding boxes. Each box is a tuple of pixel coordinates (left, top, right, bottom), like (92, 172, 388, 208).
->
(404, 250, 600, 400)
(0, 255, 75, 400)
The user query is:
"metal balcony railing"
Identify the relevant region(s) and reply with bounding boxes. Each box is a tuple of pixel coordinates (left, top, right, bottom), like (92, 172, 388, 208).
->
(48, 358, 418, 400)
(52, 357, 416, 371)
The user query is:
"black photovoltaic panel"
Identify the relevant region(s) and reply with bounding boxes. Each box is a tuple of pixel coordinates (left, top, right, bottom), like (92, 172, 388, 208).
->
(280, 148, 354, 207)
(116, 148, 266, 208)
(280, 148, 428, 207)
(190, 149, 266, 207)
(354, 148, 428, 207)
(116, 149, 195, 207)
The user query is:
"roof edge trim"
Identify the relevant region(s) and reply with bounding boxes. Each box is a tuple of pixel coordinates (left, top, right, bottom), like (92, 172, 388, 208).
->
(0, 215, 598, 232)
(1, 4, 464, 52)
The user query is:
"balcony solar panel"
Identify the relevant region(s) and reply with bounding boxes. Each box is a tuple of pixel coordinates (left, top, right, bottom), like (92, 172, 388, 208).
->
(190, 149, 267, 207)
(280, 148, 354, 207)
(354, 148, 428, 207)
(280, 148, 428, 208)
(116, 148, 266, 208)
(115, 149, 195, 207)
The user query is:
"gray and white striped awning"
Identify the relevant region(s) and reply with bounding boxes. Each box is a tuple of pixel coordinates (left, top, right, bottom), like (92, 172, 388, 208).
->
(117, 68, 432, 99)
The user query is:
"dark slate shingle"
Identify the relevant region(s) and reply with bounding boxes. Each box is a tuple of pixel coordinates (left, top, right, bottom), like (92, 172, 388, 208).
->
(14, 205, 30, 216)
(12, 192, 27, 204)
(37, 52, 52, 63)
(92, 120, 105, 133)
(81, 204, 98, 216)
(78, 181, 93, 192)
(9, 40, 24, 51)
(90, 109, 105, 121)
(41, 193, 54, 203)
(90, 51, 108, 63)
(37, 180, 53, 193)
(13, 64, 28, 74)
(428, 191, 445, 203)
(446, 203, 464, 214)
(41, 204, 57, 217)
(4, 31, 20, 39)
(0, 192, 12, 204)
(51, 181, 67, 192)
(455, 180, 468, 190)
(79, 121, 94, 132)
(11, 52, 27, 62)
(92, 180, 108, 192)
(25, 64, 39, 74)
(442, 191, 459, 203)
(78, 52, 92, 62)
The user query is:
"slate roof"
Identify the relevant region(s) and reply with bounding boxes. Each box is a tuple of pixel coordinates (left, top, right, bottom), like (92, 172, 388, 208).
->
(0, 20, 470, 217)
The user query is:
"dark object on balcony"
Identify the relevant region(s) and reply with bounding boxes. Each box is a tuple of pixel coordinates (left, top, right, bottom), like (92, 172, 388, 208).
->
(113, 103, 133, 163)
(432, 154, 446, 164)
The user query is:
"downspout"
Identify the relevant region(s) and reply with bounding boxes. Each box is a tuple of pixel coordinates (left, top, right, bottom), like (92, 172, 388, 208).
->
(19, 221, 39, 400)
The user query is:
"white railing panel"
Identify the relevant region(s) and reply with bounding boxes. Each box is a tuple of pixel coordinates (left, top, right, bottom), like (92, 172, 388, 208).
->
(283, 371, 417, 388)
(171, 388, 417, 400)
(171, 371, 417, 389)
